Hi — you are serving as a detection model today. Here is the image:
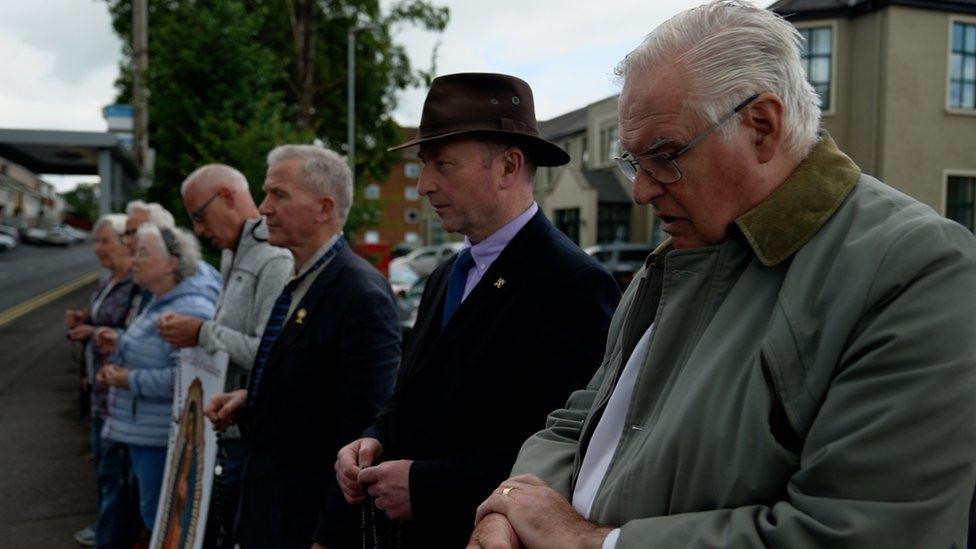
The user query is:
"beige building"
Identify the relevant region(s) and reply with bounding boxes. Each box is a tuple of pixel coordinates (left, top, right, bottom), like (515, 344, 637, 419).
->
(537, 96, 662, 249)
(0, 156, 62, 229)
(771, 0, 976, 228)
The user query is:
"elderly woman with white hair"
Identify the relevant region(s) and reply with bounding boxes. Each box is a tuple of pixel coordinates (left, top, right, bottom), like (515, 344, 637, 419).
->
(63, 214, 141, 547)
(99, 223, 218, 534)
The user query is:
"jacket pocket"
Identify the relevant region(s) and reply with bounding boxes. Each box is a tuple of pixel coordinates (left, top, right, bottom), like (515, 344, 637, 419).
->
(760, 350, 803, 456)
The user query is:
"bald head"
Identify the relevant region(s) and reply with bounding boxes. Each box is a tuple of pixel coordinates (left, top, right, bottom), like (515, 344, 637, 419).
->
(181, 164, 249, 196)
(181, 163, 260, 250)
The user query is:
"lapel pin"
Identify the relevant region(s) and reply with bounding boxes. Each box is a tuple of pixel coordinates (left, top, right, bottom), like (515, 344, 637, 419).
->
(494, 277, 506, 289)
(295, 308, 307, 324)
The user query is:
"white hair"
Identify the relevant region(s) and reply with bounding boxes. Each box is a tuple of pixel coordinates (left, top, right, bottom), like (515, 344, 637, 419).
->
(616, 0, 820, 155)
(267, 145, 353, 224)
(135, 222, 201, 281)
(180, 164, 249, 195)
(93, 213, 127, 238)
(125, 200, 176, 229)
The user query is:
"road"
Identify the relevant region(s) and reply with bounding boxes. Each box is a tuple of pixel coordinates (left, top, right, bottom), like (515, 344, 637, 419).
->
(0, 280, 97, 547)
(0, 242, 100, 313)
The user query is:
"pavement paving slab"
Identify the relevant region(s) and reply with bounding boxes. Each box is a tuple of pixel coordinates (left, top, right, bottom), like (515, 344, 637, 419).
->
(0, 282, 98, 548)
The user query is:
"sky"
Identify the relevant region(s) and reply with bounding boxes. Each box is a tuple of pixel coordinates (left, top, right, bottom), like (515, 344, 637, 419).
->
(0, 0, 774, 192)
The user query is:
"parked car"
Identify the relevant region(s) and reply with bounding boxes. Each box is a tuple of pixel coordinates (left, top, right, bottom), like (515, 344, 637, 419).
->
(0, 224, 18, 241)
(22, 227, 49, 245)
(585, 242, 655, 289)
(63, 225, 89, 243)
(397, 275, 428, 343)
(389, 262, 421, 297)
(0, 233, 15, 251)
(390, 242, 464, 277)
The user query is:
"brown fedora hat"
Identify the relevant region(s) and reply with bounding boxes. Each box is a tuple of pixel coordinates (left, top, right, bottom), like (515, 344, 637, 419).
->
(388, 72, 569, 167)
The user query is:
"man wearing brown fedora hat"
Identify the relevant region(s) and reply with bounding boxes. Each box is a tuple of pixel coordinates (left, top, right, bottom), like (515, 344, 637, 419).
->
(335, 72, 621, 547)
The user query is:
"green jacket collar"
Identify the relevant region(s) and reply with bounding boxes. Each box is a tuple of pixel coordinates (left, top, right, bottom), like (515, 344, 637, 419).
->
(734, 132, 860, 267)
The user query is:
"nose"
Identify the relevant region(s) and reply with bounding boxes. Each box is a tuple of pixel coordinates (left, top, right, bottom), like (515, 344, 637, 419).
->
(632, 171, 666, 206)
(258, 195, 272, 216)
(417, 169, 435, 197)
(191, 220, 205, 237)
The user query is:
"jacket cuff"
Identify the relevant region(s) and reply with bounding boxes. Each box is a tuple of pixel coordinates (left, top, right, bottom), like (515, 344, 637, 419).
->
(197, 320, 216, 353)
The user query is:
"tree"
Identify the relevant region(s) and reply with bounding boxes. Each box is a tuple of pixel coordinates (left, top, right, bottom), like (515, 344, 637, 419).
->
(105, 0, 449, 237)
(61, 182, 100, 223)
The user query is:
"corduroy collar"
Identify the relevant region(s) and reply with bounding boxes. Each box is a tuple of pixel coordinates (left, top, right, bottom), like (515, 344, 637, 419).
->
(734, 132, 860, 267)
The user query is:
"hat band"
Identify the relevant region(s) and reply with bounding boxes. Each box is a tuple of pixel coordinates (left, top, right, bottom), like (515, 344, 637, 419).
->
(420, 117, 539, 138)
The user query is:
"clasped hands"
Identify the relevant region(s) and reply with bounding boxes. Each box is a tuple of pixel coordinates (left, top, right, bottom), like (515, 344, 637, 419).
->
(467, 475, 611, 549)
(335, 437, 413, 522)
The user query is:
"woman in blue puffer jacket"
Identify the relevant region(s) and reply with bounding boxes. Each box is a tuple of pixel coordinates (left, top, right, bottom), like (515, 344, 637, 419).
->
(99, 223, 219, 533)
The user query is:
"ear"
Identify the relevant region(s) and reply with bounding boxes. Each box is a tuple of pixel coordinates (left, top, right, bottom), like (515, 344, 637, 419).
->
(741, 92, 785, 164)
(315, 195, 337, 224)
(218, 186, 235, 207)
(497, 147, 525, 189)
(166, 255, 180, 277)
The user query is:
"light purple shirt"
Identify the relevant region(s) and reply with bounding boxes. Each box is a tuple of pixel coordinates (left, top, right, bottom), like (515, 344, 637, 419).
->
(459, 202, 538, 302)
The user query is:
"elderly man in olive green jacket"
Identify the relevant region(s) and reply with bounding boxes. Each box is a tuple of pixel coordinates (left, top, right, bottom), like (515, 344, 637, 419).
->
(468, 3, 976, 549)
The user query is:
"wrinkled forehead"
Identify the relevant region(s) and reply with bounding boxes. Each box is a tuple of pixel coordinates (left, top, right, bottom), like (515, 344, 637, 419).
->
(617, 65, 695, 153)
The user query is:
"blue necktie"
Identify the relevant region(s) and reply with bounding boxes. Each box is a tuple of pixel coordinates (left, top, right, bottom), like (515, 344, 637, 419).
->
(247, 238, 344, 409)
(442, 248, 475, 328)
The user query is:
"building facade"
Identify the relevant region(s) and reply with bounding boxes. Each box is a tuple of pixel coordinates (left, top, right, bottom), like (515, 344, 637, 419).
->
(770, 0, 976, 228)
(359, 131, 426, 247)
(537, 96, 662, 249)
(0, 156, 62, 229)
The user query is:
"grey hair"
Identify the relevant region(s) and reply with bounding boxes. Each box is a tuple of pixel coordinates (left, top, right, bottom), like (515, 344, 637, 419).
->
(125, 200, 176, 229)
(180, 164, 249, 195)
(267, 145, 353, 224)
(93, 213, 127, 238)
(615, 0, 820, 155)
(135, 223, 201, 281)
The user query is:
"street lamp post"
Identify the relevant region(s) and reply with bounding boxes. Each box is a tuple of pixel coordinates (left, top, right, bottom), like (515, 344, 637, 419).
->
(347, 23, 379, 173)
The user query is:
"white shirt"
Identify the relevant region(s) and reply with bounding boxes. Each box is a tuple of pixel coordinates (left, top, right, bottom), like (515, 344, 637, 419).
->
(571, 322, 656, 549)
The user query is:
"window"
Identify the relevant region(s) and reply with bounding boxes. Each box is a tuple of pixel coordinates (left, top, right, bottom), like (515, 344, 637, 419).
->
(581, 135, 589, 167)
(947, 175, 976, 231)
(363, 230, 380, 244)
(950, 22, 976, 110)
(364, 183, 380, 200)
(404, 208, 420, 224)
(404, 186, 419, 200)
(799, 26, 833, 111)
(597, 204, 630, 244)
(404, 231, 420, 243)
(599, 125, 619, 164)
(404, 162, 421, 178)
(554, 208, 581, 244)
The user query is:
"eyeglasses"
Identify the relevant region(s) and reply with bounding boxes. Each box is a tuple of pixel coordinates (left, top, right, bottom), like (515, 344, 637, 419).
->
(614, 93, 760, 185)
(189, 192, 221, 223)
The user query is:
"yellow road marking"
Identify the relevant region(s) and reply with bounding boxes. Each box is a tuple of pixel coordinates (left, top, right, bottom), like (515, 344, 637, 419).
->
(0, 271, 100, 328)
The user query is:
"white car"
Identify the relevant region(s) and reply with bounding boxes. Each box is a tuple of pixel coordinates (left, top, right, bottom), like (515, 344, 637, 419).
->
(389, 242, 464, 277)
(0, 233, 15, 251)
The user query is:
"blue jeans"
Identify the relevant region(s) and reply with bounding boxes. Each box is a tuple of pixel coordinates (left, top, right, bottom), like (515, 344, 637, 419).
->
(95, 442, 137, 548)
(128, 444, 168, 531)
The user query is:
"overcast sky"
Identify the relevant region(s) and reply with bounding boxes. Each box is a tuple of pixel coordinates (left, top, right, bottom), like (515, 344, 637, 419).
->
(0, 0, 773, 191)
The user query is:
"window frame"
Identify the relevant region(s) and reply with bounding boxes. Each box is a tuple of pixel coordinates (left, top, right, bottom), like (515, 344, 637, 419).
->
(947, 16, 976, 115)
(942, 169, 976, 231)
(795, 20, 838, 117)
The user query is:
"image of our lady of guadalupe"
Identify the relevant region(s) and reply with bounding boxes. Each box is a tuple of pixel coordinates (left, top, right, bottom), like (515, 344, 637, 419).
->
(157, 378, 206, 549)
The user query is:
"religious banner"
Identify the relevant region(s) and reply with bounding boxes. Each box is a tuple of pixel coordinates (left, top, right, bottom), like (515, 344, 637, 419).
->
(150, 347, 228, 549)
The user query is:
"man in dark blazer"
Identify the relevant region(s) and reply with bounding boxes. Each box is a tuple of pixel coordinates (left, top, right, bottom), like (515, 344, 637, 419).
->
(335, 73, 621, 548)
(206, 145, 401, 548)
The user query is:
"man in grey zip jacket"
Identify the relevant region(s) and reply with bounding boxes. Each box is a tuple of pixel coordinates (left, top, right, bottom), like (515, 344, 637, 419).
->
(158, 163, 292, 547)
(469, 3, 976, 548)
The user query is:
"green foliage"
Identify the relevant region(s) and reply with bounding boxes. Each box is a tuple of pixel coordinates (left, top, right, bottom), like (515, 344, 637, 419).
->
(61, 182, 99, 222)
(105, 0, 449, 238)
